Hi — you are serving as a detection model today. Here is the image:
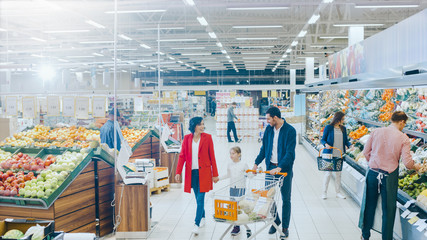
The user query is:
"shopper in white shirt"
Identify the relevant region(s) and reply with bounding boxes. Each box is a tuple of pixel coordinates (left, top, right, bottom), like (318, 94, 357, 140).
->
(219, 146, 248, 236)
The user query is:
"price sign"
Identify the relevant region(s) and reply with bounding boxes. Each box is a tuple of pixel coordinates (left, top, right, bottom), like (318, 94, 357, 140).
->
(62, 97, 75, 117)
(230, 91, 236, 98)
(262, 90, 268, 98)
(134, 97, 144, 112)
(75, 97, 89, 119)
(22, 97, 36, 119)
(271, 90, 277, 98)
(93, 97, 106, 117)
(47, 96, 60, 116)
(245, 99, 251, 107)
(5, 96, 18, 116)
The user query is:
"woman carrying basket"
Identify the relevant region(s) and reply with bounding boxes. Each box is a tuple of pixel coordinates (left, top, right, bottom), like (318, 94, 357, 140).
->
(320, 111, 351, 199)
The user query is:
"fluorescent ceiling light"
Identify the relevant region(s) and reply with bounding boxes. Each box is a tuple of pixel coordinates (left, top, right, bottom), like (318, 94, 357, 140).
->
(333, 23, 384, 27)
(30, 37, 47, 42)
(122, 70, 128, 73)
(228, 60, 233, 63)
(116, 48, 137, 51)
(178, 61, 184, 64)
(201, 69, 206, 73)
(183, 0, 195, 6)
(232, 25, 282, 29)
(67, 56, 95, 58)
(323, 0, 334, 3)
(198, 62, 219, 64)
(138, 27, 185, 30)
(241, 52, 271, 55)
(85, 20, 106, 29)
(355, 4, 419, 8)
(0, 28, 7, 32)
(225, 56, 231, 59)
(156, 51, 165, 55)
(291, 41, 298, 46)
(80, 40, 114, 44)
(279, 59, 284, 62)
(319, 36, 348, 39)
(168, 56, 175, 60)
(197, 17, 208, 26)
(43, 30, 90, 33)
(240, 46, 274, 49)
(185, 64, 190, 67)
(216, 42, 223, 48)
(191, 66, 196, 69)
(157, 39, 197, 42)
(243, 57, 269, 60)
(208, 32, 217, 39)
(140, 44, 151, 49)
(105, 10, 167, 14)
(298, 30, 307, 38)
(282, 54, 288, 58)
(308, 14, 320, 24)
(171, 47, 205, 50)
(244, 61, 268, 63)
(140, 64, 146, 67)
(221, 50, 227, 54)
(118, 34, 132, 40)
(57, 58, 69, 62)
(170, 81, 178, 84)
(31, 54, 44, 58)
(206, 80, 212, 83)
(93, 53, 104, 57)
(286, 49, 292, 53)
(150, 67, 156, 70)
(236, 37, 277, 40)
(181, 53, 211, 56)
(227, 7, 289, 11)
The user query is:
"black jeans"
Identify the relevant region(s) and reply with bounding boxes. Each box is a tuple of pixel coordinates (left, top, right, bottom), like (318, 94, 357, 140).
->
(227, 121, 239, 142)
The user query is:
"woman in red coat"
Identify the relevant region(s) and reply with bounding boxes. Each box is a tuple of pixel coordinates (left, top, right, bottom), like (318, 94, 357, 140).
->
(175, 117, 219, 235)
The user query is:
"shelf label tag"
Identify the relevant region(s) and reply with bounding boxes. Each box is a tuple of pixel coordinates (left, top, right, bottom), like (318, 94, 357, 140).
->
(416, 222, 427, 232)
(407, 212, 418, 220)
(271, 90, 277, 98)
(401, 210, 411, 218)
(75, 97, 89, 119)
(414, 219, 426, 227)
(22, 97, 36, 119)
(134, 97, 144, 112)
(93, 97, 106, 118)
(47, 96, 60, 116)
(408, 216, 420, 224)
(6, 96, 18, 116)
(62, 97, 75, 117)
(404, 199, 416, 208)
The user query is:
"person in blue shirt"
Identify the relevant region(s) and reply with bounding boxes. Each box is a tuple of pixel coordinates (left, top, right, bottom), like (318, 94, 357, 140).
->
(252, 106, 296, 238)
(100, 109, 122, 151)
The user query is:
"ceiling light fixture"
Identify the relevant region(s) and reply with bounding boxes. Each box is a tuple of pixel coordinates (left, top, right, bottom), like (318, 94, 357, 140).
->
(308, 14, 320, 24)
(105, 10, 167, 14)
(67, 55, 95, 58)
(80, 40, 114, 44)
(232, 25, 282, 29)
(157, 39, 197, 42)
(286, 49, 292, 53)
(323, 0, 334, 3)
(291, 41, 298, 46)
(138, 27, 185, 31)
(243, 57, 269, 60)
(140, 44, 151, 49)
(171, 47, 205, 50)
(241, 52, 272, 55)
(31, 54, 44, 58)
(226, 55, 231, 59)
(30, 37, 47, 42)
(178, 61, 184, 64)
(333, 23, 384, 27)
(216, 42, 223, 48)
(206, 80, 212, 83)
(240, 46, 274, 49)
(208, 32, 217, 39)
(197, 17, 208, 26)
(236, 37, 277, 40)
(183, 0, 195, 6)
(181, 53, 211, 56)
(43, 30, 90, 33)
(227, 7, 289, 11)
(168, 56, 175, 60)
(85, 20, 106, 29)
(57, 58, 69, 62)
(116, 48, 137, 51)
(93, 53, 104, 57)
(221, 50, 227, 54)
(228, 60, 233, 63)
(319, 36, 348, 39)
(298, 30, 307, 38)
(118, 34, 132, 40)
(355, 4, 419, 8)
(0, 28, 7, 32)
(156, 51, 165, 55)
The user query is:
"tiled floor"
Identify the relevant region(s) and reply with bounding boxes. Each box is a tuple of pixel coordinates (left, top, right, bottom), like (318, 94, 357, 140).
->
(105, 117, 382, 240)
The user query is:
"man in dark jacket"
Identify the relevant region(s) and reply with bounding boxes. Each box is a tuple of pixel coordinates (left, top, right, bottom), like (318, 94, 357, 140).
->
(100, 109, 121, 151)
(252, 106, 296, 238)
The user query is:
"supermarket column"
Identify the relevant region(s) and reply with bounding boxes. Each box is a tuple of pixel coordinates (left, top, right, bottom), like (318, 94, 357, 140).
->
(252, 106, 296, 238)
(358, 111, 420, 240)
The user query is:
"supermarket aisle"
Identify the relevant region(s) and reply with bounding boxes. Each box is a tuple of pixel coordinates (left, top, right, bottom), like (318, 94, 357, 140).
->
(106, 117, 381, 240)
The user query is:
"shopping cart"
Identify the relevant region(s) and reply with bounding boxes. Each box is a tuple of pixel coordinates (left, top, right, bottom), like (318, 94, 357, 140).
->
(211, 169, 287, 239)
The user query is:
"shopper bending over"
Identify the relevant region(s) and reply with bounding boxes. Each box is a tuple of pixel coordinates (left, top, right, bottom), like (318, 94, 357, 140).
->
(252, 106, 296, 238)
(359, 111, 420, 240)
(175, 117, 219, 235)
(320, 111, 351, 199)
(227, 102, 241, 143)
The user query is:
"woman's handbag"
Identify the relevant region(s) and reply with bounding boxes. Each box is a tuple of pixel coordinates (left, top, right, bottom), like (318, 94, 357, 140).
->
(317, 147, 343, 171)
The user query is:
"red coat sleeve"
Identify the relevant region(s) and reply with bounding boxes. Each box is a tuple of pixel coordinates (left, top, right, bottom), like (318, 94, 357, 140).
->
(208, 135, 219, 177)
(176, 135, 187, 175)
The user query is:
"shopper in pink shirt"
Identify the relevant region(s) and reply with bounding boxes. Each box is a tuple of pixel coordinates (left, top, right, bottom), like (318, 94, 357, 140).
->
(359, 111, 420, 240)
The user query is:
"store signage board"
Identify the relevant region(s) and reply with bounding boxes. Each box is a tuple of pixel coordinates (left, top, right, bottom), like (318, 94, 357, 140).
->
(262, 90, 268, 98)
(271, 90, 277, 98)
(5, 96, 18, 116)
(62, 97, 75, 117)
(230, 91, 236, 98)
(194, 91, 206, 96)
(93, 97, 106, 118)
(47, 96, 60, 116)
(75, 97, 89, 119)
(134, 97, 144, 112)
(22, 97, 36, 119)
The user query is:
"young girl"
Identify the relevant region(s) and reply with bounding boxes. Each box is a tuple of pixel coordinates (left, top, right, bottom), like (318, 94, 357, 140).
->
(219, 146, 248, 236)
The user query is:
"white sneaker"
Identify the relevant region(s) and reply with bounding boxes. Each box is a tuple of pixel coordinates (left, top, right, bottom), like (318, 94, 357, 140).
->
(192, 225, 200, 235)
(199, 218, 206, 228)
(321, 193, 327, 199)
(336, 193, 346, 199)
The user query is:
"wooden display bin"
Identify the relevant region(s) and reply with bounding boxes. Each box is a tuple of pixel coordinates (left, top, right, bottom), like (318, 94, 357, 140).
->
(160, 151, 180, 184)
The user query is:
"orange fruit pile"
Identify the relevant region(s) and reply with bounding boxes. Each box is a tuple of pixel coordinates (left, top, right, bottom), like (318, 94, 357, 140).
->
(349, 125, 369, 140)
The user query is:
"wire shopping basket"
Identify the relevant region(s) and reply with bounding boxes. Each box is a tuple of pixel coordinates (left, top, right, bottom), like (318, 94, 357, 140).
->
(211, 169, 287, 239)
(317, 147, 343, 171)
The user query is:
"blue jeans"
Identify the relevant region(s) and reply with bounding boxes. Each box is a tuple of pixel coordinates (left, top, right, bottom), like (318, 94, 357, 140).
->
(267, 170, 293, 229)
(191, 170, 206, 226)
(227, 121, 239, 142)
